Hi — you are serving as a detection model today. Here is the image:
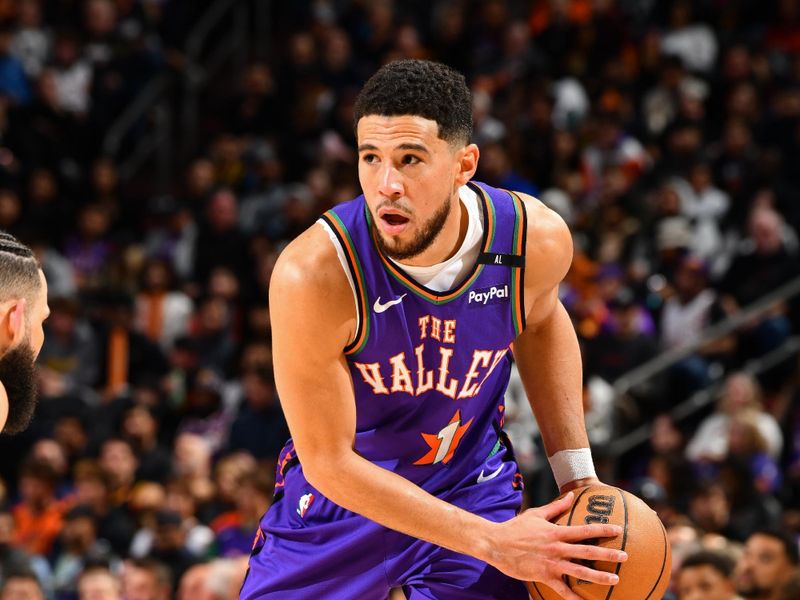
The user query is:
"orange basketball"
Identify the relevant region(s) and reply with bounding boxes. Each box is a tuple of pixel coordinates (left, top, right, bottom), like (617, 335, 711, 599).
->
(526, 484, 671, 600)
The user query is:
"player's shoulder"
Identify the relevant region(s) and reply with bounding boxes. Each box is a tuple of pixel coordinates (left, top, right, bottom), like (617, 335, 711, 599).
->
(270, 221, 351, 302)
(270, 221, 357, 353)
(514, 191, 573, 271)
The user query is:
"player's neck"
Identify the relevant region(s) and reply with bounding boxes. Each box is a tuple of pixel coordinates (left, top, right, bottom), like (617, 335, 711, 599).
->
(396, 195, 469, 268)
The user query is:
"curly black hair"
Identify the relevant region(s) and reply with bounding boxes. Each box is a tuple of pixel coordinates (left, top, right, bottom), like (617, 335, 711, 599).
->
(353, 59, 472, 145)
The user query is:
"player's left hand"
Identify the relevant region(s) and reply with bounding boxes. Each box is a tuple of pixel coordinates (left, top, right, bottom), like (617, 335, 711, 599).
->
(481, 491, 626, 600)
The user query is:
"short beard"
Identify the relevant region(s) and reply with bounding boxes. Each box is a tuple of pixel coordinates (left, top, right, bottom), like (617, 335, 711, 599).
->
(372, 195, 452, 261)
(0, 341, 38, 434)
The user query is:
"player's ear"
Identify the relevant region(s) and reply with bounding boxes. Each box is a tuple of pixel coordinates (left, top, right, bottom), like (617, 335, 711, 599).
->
(0, 299, 27, 350)
(455, 143, 479, 187)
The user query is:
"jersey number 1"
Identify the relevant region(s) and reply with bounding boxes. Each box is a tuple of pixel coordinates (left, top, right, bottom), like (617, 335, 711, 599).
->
(414, 409, 474, 465)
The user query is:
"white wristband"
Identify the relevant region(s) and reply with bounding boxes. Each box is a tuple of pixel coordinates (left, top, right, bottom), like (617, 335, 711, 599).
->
(548, 448, 596, 490)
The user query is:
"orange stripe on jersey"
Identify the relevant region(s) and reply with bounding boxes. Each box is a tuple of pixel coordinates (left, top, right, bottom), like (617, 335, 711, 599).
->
(507, 190, 527, 335)
(322, 211, 371, 355)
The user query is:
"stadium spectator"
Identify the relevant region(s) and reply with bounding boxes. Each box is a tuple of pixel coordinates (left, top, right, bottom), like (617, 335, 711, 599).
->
(92, 292, 168, 403)
(10, 0, 50, 80)
(686, 372, 783, 463)
(131, 479, 213, 559)
(176, 557, 249, 600)
(209, 471, 271, 558)
(38, 296, 99, 399)
(226, 367, 288, 461)
(0, 571, 44, 600)
(70, 460, 133, 559)
(120, 404, 172, 485)
(119, 558, 171, 600)
(51, 505, 109, 599)
(0, 24, 32, 106)
(11, 460, 65, 556)
(170, 433, 215, 519)
(49, 31, 92, 117)
(76, 566, 120, 600)
(735, 529, 799, 600)
(98, 439, 137, 508)
(144, 511, 197, 589)
(676, 549, 738, 600)
(0, 506, 48, 594)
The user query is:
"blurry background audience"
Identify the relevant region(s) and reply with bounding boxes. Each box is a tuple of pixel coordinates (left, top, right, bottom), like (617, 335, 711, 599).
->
(0, 0, 799, 597)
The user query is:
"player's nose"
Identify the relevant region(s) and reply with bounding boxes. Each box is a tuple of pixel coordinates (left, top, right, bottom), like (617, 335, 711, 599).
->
(377, 164, 403, 198)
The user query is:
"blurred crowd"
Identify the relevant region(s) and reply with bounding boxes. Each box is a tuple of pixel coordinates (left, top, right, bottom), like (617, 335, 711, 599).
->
(0, 0, 798, 598)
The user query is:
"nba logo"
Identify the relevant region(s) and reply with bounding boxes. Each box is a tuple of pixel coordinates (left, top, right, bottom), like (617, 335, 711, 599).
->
(297, 493, 315, 518)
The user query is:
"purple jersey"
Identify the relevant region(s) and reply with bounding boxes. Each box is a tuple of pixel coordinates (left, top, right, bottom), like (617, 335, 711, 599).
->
(240, 182, 530, 599)
(317, 180, 526, 489)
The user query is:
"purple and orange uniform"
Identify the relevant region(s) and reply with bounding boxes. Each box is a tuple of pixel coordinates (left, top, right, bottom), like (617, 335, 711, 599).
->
(240, 182, 531, 599)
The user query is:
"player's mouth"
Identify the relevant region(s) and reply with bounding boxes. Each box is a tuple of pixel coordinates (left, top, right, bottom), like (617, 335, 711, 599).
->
(378, 208, 410, 235)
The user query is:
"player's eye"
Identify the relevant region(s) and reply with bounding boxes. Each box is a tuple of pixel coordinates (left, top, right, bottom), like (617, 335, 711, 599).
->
(361, 153, 378, 164)
(401, 154, 421, 165)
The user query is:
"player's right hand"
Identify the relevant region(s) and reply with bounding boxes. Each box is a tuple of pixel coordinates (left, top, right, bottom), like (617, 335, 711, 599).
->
(483, 492, 627, 600)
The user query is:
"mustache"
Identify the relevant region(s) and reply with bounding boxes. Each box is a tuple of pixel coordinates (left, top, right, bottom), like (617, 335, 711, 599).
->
(376, 200, 413, 216)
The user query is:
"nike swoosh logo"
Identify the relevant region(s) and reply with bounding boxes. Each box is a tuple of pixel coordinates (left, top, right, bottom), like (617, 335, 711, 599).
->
(373, 294, 407, 313)
(477, 465, 504, 484)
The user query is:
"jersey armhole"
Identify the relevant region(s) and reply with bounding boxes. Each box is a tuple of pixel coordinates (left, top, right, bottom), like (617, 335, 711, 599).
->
(318, 214, 369, 355)
(508, 191, 528, 335)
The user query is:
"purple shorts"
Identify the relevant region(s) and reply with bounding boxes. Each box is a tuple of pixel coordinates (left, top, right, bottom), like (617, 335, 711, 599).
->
(239, 450, 528, 599)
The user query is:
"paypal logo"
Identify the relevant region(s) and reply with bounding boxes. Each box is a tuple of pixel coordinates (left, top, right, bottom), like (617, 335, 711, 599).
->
(468, 285, 509, 305)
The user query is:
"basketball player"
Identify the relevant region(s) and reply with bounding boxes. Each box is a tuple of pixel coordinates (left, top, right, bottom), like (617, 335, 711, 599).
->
(240, 60, 626, 599)
(0, 232, 49, 434)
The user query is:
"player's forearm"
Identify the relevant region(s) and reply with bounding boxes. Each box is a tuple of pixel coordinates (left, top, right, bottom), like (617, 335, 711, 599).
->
(302, 450, 496, 562)
(515, 301, 589, 456)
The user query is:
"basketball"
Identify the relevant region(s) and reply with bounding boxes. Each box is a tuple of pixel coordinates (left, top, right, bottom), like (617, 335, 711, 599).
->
(526, 484, 672, 600)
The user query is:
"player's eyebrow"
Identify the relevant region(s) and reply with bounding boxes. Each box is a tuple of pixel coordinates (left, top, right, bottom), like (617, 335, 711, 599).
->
(357, 143, 430, 155)
(396, 143, 430, 154)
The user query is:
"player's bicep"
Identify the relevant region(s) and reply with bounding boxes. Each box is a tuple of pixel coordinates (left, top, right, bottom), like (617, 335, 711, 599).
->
(269, 239, 357, 472)
(523, 286, 560, 332)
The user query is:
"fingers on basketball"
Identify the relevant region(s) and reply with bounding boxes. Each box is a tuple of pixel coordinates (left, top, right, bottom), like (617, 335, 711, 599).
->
(525, 484, 671, 600)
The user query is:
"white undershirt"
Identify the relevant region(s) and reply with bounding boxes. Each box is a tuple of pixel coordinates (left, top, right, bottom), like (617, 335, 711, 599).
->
(389, 184, 484, 292)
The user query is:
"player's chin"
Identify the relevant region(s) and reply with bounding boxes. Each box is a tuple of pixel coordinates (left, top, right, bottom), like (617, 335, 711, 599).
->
(378, 228, 413, 251)
(378, 219, 412, 237)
